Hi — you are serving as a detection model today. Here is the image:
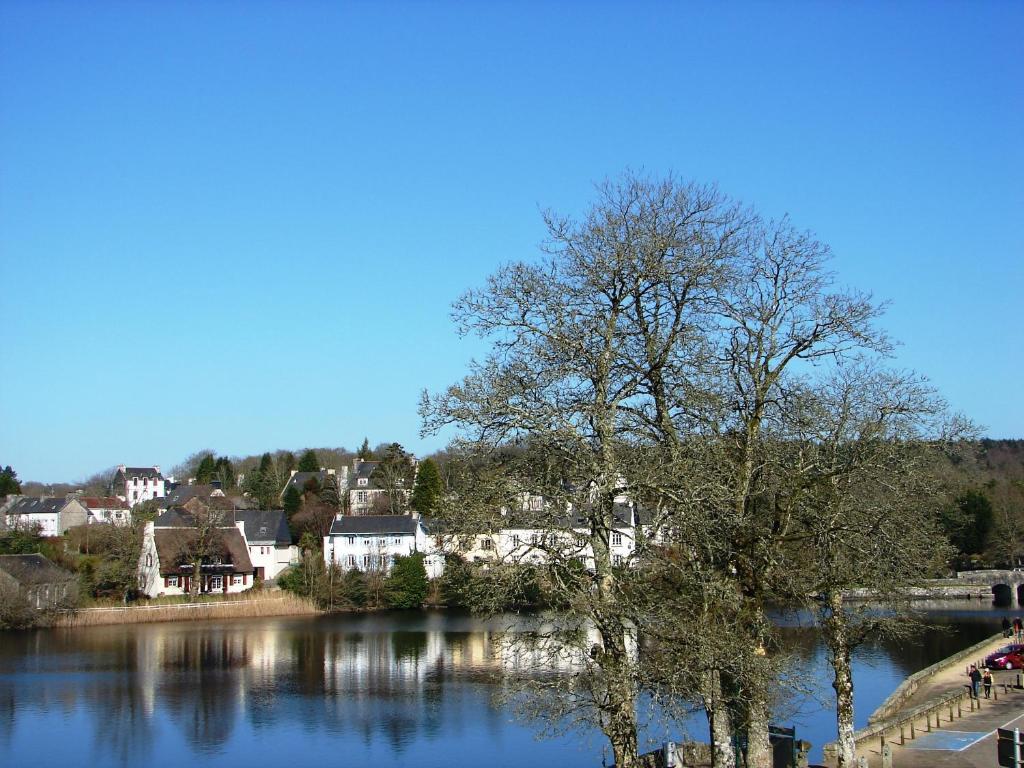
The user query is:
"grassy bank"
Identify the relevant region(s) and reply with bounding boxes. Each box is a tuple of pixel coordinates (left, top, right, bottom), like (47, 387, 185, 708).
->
(56, 591, 320, 627)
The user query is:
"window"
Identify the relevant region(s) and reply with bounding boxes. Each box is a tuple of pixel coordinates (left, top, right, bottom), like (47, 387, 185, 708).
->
(132, 477, 139, 485)
(362, 555, 371, 569)
(530, 533, 541, 545)
(611, 532, 622, 547)
(231, 575, 242, 585)
(612, 555, 623, 567)
(168, 576, 179, 587)
(480, 537, 494, 551)
(357, 491, 367, 502)
(347, 535, 355, 545)
(511, 534, 522, 548)
(393, 537, 402, 545)
(146, 553, 152, 567)
(347, 555, 356, 567)
(358, 478, 368, 486)
(210, 576, 223, 590)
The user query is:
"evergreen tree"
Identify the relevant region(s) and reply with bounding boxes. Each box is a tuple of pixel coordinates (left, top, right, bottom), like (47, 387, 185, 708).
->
(283, 485, 303, 518)
(319, 474, 342, 511)
(214, 456, 235, 489)
(410, 458, 442, 514)
(384, 553, 428, 609)
(195, 454, 217, 484)
(298, 449, 320, 472)
(358, 438, 373, 461)
(0, 465, 21, 496)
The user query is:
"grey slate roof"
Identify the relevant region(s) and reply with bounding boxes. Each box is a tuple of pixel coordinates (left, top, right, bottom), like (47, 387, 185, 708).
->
(155, 506, 235, 528)
(161, 485, 220, 507)
(0, 554, 76, 586)
(350, 461, 382, 490)
(234, 509, 291, 545)
(328, 515, 419, 536)
(4, 497, 71, 516)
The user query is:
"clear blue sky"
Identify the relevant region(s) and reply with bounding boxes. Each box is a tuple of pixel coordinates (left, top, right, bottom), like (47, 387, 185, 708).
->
(1, 1, 1021, 483)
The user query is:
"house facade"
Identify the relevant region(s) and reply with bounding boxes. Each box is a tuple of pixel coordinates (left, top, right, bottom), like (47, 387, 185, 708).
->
(324, 514, 444, 578)
(139, 517, 255, 597)
(347, 459, 414, 515)
(79, 496, 132, 525)
(234, 509, 297, 581)
(3, 496, 89, 537)
(446, 502, 641, 571)
(112, 465, 166, 505)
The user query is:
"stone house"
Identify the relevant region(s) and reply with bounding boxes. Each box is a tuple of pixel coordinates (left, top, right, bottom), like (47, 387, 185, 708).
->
(0, 554, 78, 608)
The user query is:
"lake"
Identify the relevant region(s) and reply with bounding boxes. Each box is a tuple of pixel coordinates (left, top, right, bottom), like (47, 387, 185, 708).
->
(0, 601, 1014, 767)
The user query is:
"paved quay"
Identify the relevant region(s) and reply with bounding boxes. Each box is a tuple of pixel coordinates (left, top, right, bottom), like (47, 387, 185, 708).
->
(853, 633, 1024, 767)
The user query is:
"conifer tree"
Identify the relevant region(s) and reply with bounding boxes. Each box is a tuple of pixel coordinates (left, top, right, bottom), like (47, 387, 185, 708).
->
(410, 458, 442, 514)
(297, 449, 320, 472)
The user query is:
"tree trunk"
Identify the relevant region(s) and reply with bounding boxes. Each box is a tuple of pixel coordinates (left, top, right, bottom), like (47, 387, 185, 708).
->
(745, 673, 772, 768)
(706, 669, 737, 768)
(826, 589, 857, 768)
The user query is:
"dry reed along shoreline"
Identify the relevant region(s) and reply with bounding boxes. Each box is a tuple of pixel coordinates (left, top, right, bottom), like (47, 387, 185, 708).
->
(56, 591, 320, 627)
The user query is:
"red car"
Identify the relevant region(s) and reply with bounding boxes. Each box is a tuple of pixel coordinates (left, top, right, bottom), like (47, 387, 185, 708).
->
(984, 644, 1024, 670)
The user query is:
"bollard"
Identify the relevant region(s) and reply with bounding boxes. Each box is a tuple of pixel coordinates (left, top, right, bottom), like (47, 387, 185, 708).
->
(910, 720, 915, 739)
(936, 707, 942, 729)
(881, 744, 893, 768)
(899, 724, 905, 745)
(949, 703, 954, 721)
(957, 697, 962, 717)
(926, 712, 931, 732)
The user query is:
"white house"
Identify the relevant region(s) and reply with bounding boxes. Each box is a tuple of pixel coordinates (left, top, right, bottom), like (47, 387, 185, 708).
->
(234, 509, 298, 581)
(4, 496, 89, 537)
(449, 501, 641, 571)
(324, 514, 444, 578)
(79, 496, 132, 525)
(139, 516, 255, 597)
(112, 465, 166, 505)
(347, 458, 415, 515)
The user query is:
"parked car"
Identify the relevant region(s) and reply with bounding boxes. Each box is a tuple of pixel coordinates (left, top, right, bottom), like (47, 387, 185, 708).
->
(984, 644, 1024, 670)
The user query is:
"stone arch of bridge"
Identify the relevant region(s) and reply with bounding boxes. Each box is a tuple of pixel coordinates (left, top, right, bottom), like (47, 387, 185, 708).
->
(992, 583, 1014, 605)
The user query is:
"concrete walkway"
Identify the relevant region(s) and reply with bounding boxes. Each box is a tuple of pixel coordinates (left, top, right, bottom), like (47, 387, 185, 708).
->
(857, 634, 1024, 767)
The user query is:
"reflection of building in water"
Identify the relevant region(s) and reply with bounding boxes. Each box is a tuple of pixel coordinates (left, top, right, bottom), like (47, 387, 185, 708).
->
(492, 624, 594, 673)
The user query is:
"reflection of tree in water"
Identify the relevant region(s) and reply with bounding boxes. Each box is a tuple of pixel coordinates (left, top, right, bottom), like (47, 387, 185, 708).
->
(158, 632, 247, 753)
(391, 630, 428, 662)
(88, 633, 155, 765)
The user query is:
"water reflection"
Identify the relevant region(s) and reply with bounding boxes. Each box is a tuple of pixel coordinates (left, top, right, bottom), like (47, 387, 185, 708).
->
(0, 603, 1018, 768)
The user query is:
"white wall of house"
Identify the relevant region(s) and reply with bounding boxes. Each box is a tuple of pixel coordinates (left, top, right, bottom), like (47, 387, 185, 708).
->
(87, 506, 131, 525)
(247, 542, 298, 581)
(117, 465, 166, 505)
(324, 525, 444, 578)
(5, 499, 89, 537)
(450, 524, 637, 570)
(138, 521, 253, 598)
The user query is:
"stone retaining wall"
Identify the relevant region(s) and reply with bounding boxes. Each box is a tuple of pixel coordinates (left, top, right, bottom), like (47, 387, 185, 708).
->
(868, 631, 1002, 724)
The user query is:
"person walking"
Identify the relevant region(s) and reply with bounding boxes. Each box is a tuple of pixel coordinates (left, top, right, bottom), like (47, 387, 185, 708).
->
(1003, 616, 1012, 638)
(969, 665, 982, 699)
(983, 668, 994, 699)
(1015, 617, 1023, 643)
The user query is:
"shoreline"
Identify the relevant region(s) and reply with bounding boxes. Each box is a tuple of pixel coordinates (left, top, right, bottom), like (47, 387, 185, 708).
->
(54, 591, 320, 627)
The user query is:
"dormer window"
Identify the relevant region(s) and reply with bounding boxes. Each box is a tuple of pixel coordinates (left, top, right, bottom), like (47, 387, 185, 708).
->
(358, 478, 368, 486)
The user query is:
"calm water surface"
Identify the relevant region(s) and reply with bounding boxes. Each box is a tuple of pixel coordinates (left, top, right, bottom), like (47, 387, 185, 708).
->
(0, 602, 1016, 767)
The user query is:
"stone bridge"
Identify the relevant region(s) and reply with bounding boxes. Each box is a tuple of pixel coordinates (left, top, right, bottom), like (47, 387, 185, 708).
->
(956, 569, 1024, 604)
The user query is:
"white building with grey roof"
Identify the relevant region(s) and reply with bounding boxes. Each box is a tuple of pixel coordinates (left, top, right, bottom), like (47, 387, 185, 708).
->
(323, 514, 444, 578)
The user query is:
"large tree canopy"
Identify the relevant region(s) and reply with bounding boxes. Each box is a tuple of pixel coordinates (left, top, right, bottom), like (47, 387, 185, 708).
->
(422, 172, 962, 768)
